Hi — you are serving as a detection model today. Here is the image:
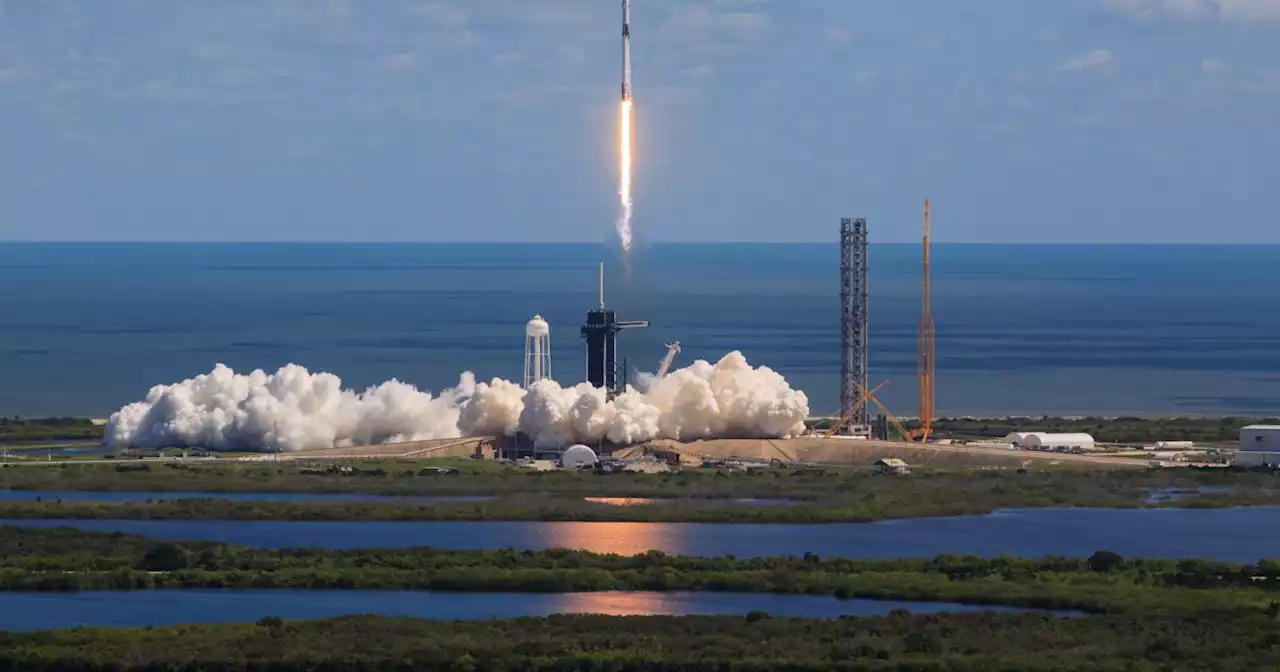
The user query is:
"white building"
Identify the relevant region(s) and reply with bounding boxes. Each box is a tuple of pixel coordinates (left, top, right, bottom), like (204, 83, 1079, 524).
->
(1234, 451, 1280, 468)
(1240, 426, 1280, 452)
(874, 458, 911, 475)
(1004, 432, 1030, 446)
(560, 445, 598, 470)
(1019, 433, 1095, 452)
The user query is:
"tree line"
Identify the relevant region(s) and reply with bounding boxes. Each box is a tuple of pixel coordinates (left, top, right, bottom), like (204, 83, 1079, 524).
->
(2, 526, 1278, 616)
(3, 612, 1279, 671)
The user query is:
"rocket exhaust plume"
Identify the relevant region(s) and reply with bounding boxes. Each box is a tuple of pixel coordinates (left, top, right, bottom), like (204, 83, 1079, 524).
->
(104, 352, 810, 452)
(616, 0, 634, 263)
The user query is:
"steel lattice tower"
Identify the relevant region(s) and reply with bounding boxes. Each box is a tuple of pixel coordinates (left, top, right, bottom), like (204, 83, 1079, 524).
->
(839, 218, 869, 432)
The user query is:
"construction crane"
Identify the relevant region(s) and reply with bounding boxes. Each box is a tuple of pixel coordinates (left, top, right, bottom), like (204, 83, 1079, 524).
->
(855, 381, 914, 442)
(824, 380, 889, 438)
(656, 342, 681, 378)
(918, 198, 936, 443)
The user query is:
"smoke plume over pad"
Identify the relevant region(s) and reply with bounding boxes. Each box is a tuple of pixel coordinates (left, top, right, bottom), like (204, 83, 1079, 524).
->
(105, 352, 810, 452)
(104, 364, 470, 452)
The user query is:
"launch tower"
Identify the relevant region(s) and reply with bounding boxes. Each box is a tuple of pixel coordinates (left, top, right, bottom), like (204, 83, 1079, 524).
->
(839, 217, 869, 433)
(581, 263, 648, 396)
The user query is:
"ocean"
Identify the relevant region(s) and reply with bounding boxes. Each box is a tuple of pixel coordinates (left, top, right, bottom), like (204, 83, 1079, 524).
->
(0, 243, 1276, 418)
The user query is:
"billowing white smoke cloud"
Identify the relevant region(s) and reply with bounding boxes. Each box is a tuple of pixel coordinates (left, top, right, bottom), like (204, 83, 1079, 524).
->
(104, 364, 470, 452)
(105, 351, 810, 451)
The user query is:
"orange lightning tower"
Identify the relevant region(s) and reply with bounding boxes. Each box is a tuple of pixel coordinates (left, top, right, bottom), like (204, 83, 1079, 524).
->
(918, 199, 936, 442)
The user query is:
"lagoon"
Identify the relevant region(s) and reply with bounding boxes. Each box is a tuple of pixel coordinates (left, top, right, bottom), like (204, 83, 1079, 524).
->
(7, 506, 1279, 561)
(0, 590, 1059, 632)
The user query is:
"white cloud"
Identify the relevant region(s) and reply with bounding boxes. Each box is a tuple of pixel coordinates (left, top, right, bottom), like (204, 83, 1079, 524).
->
(662, 6, 770, 43)
(492, 51, 523, 67)
(1201, 58, 1230, 74)
(411, 1, 469, 27)
(683, 64, 716, 78)
(382, 52, 419, 70)
(914, 33, 944, 50)
(1219, 0, 1280, 22)
(1057, 48, 1114, 72)
(823, 26, 851, 43)
(1102, 0, 1280, 24)
(1102, 0, 1216, 20)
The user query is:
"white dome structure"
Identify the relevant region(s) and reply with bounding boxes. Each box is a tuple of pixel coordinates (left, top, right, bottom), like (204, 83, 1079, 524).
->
(561, 444, 598, 469)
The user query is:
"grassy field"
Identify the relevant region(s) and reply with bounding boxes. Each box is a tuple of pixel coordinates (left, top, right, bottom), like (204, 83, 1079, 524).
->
(8, 611, 1280, 671)
(0, 467, 1277, 522)
(2, 526, 1276, 616)
(0, 457, 1266, 497)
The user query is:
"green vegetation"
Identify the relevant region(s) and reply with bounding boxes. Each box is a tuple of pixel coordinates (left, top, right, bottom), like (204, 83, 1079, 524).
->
(0, 456, 1273, 498)
(929, 416, 1274, 445)
(0, 417, 103, 444)
(1, 526, 1277, 616)
(3, 526, 1279, 669)
(0, 468, 1278, 521)
(5, 611, 1280, 671)
(806, 415, 1271, 445)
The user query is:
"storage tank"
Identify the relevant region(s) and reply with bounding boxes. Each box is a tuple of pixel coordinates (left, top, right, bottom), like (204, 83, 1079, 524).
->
(560, 444, 598, 470)
(1154, 441, 1194, 450)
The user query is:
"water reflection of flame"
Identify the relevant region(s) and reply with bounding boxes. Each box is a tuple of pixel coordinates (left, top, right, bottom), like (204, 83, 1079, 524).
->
(582, 497, 660, 507)
(545, 592, 672, 617)
(540, 522, 685, 556)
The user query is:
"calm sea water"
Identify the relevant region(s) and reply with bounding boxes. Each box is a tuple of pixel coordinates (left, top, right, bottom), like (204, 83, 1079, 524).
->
(0, 590, 1052, 631)
(1, 243, 1277, 417)
(10, 507, 1280, 561)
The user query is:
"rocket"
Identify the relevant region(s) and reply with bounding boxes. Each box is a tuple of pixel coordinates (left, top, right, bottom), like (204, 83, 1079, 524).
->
(621, 0, 632, 101)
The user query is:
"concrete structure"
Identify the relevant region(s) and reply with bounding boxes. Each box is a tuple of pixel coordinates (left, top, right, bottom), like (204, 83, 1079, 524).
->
(1019, 433, 1095, 452)
(560, 444, 599, 469)
(839, 217, 869, 432)
(523, 315, 552, 389)
(1240, 426, 1280, 452)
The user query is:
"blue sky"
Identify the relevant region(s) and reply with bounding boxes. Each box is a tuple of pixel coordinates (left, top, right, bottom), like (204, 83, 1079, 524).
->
(0, 0, 1277, 243)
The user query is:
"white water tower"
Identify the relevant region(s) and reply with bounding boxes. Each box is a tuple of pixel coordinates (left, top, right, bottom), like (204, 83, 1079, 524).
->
(523, 315, 551, 389)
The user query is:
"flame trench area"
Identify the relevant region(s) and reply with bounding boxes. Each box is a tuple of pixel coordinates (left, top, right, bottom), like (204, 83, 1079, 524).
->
(616, 100, 634, 262)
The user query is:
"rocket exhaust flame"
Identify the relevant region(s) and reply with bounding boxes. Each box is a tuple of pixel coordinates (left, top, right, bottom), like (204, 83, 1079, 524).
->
(616, 0, 634, 263)
(617, 100, 633, 260)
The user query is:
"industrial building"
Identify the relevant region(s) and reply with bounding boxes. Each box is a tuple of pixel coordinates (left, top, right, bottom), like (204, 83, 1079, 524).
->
(1006, 432, 1095, 453)
(1233, 425, 1280, 468)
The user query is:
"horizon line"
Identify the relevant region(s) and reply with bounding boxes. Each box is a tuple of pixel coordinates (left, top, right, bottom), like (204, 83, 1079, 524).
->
(0, 240, 1274, 246)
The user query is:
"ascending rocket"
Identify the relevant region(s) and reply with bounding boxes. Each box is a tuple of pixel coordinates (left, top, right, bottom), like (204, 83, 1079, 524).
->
(621, 0, 632, 101)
